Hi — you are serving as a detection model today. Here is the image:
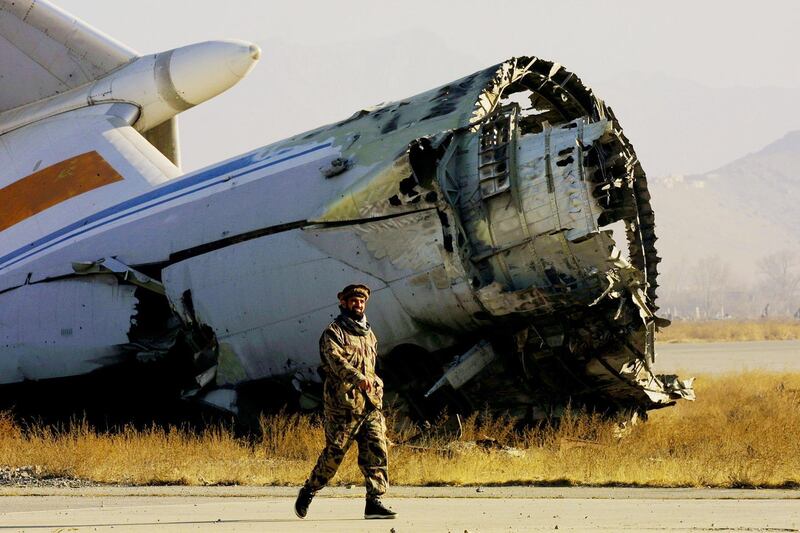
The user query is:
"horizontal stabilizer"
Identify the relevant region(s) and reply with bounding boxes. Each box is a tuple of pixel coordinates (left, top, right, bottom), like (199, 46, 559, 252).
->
(0, 0, 136, 113)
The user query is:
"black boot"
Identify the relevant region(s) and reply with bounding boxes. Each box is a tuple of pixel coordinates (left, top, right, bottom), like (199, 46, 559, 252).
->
(364, 496, 397, 519)
(294, 485, 315, 519)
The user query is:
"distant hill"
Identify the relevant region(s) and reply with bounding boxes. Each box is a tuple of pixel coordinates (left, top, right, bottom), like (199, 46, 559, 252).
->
(594, 73, 800, 177)
(649, 130, 800, 295)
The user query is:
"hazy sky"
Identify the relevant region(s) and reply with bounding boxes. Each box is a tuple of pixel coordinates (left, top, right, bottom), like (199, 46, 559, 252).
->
(58, 0, 800, 175)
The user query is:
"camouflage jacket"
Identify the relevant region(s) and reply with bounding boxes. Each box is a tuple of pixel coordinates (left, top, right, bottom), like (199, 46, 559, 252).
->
(319, 315, 383, 415)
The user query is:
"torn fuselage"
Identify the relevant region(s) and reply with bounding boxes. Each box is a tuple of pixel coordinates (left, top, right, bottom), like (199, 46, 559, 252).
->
(0, 57, 693, 421)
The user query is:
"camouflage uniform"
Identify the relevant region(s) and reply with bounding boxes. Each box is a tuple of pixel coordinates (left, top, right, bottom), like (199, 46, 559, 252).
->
(305, 314, 389, 497)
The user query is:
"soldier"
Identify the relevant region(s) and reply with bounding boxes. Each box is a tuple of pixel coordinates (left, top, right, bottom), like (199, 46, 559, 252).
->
(294, 283, 397, 520)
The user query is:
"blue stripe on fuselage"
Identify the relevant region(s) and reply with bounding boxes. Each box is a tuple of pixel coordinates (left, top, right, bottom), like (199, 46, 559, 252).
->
(0, 142, 332, 271)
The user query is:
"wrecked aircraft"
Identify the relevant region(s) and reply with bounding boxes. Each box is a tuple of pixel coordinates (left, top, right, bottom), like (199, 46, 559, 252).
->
(0, 0, 693, 424)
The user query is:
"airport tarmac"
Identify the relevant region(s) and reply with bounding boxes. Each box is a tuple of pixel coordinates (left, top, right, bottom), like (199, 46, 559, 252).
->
(655, 340, 800, 374)
(0, 486, 799, 532)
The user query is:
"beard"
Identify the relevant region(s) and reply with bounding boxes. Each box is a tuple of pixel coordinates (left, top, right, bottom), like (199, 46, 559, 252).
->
(340, 305, 364, 320)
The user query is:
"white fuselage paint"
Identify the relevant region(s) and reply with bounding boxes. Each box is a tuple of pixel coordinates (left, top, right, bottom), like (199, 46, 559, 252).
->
(0, 133, 463, 384)
(0, 139, 336, 283)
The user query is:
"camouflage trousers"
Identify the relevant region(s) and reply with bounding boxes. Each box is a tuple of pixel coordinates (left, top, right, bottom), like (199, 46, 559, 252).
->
(305, 408, 389, 497)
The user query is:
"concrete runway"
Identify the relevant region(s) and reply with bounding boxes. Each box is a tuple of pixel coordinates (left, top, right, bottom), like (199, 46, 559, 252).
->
(655, 340, 800, 374)
(1, 486, 799, 532)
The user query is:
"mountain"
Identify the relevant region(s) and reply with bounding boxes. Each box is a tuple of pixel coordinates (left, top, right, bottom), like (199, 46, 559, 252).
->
(649, 130, 800, 290)
(593, 73, 800, 177)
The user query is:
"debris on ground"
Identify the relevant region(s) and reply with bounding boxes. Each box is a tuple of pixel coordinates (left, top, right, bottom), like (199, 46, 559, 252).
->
(0, 466, 93, 488)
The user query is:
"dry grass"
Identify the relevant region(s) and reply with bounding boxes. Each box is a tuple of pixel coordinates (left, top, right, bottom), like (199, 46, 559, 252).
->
(2, 372, 800, 488)
(658, 320, 800, 343)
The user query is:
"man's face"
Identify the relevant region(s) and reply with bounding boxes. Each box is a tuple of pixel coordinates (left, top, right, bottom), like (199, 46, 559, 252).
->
(342, 295, 367, 317)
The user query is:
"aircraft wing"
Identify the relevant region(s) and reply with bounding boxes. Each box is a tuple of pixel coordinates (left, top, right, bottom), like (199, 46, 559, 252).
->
(0, 0, 183, 165)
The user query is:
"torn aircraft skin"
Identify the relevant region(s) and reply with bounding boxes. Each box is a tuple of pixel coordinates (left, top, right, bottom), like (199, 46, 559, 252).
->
(0, 0, 693, 424)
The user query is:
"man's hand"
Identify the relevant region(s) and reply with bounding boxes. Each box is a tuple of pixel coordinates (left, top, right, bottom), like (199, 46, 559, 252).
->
(357, 379, 372, 393)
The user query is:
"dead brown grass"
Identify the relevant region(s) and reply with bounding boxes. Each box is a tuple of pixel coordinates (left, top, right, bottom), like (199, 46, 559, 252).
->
(2, 372, 800, 488)
(658, 320, 800, 343)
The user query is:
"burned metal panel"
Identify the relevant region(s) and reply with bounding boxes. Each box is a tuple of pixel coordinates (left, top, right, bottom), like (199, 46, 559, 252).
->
(0, 275, 136, 384)
(448, 112, 614, 299)
(280, 70, 495, 169)
(463, 57, 661, 304)
(515, 120, 609, 241)
(421, 58, 663, 324)
(467, 227, 623, 317)
(416, 57, 687, 415)
(312, 149, 440, 223)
